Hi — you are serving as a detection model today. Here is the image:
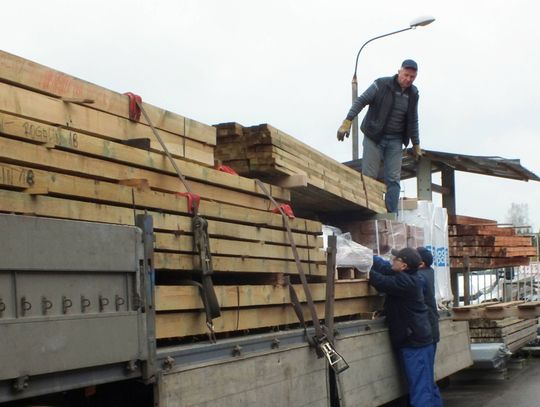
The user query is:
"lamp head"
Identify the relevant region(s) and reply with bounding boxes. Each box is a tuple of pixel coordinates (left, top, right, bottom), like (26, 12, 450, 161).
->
(409, 16, 435, 28)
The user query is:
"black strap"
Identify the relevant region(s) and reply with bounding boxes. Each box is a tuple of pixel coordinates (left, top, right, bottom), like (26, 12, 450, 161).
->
(254, 179, 323, 336)
(134, 100, 220, 339)
(192, 215, 221, 319)
(255, 180, 349, 374)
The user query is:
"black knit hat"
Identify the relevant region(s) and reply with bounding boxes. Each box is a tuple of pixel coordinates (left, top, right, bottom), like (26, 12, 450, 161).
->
(391, 247, 422, 269)
(417, 247, 434, 267)
(401, 59, 418, 70)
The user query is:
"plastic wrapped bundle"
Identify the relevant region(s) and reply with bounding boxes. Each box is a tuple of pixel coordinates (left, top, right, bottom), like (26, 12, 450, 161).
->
(335, 232, 374, 273)
(339, 220, 407, 257)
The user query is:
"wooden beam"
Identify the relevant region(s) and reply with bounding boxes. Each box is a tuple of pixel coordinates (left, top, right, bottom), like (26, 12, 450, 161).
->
(441, 166, 456, 215)
(154, 233, 326, 263)
(155, 281, 379, 310)
(0, 136, 285, 211)
(0, 49, 216, 145)
(416, 157, 432, 201)
(270, 174, 308, 188)
(453, 301, 540, 320)
(154, 252, 326, 275)
(0, 186, 321, 249)
(0, 163, 318, 234)
(0, 111, 290, 202)
(0, 81, 215, 165)
(156, 297, 382, 338)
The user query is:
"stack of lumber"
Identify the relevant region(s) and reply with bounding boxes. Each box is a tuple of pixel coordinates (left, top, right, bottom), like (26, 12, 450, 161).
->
(214, 122, 387, 214)
(453, 300, 540, 321)
(449, 215, 536, 270)
(468, 317, 538, 352)
(0, 50, 383, 340)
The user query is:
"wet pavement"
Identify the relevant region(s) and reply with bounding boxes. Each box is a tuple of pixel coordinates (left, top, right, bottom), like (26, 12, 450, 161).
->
(441, 354, 540, 407)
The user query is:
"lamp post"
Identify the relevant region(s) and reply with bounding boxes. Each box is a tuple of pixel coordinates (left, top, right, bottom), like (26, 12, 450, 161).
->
(351, 16, 435, 160)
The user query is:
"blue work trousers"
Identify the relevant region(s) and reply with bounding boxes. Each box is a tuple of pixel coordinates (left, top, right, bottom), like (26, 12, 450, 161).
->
(362, 135, 403, 214)
(399, 344, 443, 407)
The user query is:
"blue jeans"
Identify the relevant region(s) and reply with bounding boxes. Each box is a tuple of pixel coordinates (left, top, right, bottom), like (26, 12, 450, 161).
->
(399, 344, 442, 407)
(362, 135, 403, 213)
(431, 343, 443, 407)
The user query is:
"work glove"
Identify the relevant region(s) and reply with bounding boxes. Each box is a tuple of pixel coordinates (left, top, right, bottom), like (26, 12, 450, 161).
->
(412, 144, 424, 160)
(337, 119, 352, 141)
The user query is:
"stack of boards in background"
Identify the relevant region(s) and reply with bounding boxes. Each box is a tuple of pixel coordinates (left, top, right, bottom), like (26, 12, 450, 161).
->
(448, 215, 536, 270)
(468, 317, 537, 353)
(214, 122, 387, 215)
(0, 50, 383, 342)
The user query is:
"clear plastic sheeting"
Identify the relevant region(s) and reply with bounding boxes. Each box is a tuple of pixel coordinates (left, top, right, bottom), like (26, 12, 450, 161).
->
(322, 225, 373, 273)
(399, 201, 452, 305)
(335, 233, 374, 273)
(470, 343, 512, 369)
(340, 220, 407, 257)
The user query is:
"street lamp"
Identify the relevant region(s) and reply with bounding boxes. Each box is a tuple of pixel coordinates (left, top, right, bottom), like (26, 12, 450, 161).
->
(351, 16, 435, 160)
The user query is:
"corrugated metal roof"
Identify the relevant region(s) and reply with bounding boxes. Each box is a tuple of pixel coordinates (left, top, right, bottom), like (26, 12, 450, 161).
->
(344, 149, 540, 182)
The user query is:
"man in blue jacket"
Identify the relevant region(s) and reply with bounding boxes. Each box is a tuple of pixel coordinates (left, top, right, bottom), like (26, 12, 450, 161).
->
(370, 247, 438, 407)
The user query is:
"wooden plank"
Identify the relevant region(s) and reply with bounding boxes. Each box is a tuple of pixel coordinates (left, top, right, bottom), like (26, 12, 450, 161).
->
(468, 316, 522, 328)
(0, 81, 214, 166)
(450, 246, 537, 257)
(0, 181, 322, 249)
(0, 136, 283, 211)
(0, 49, 216, 145)
(0, 163, 317, 234)
(449, 235, 533, 247)
(155, 281, 379, 310)
(448, 215, 497, 225)
(469, 318, 536, 337)
(453, 301, 540, 320)
(154, 233, 326, 263)
(450, 256, 530, 269)
(156, 297, 381, 338)
(449, 224, 516, 236)
(154, 252, 326, 275)
(0, 111, 290, 202)
(470, 325, 537, 345)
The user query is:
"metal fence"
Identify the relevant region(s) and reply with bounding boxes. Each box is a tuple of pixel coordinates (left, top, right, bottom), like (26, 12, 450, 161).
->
(457, 261, 540, 306)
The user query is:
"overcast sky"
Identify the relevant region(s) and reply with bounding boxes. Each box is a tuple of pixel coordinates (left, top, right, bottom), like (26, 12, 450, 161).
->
(2, 1, 540, 229)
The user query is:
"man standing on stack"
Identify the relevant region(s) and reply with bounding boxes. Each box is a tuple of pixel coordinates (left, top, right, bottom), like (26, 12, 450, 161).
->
(337, 60, 424, 214)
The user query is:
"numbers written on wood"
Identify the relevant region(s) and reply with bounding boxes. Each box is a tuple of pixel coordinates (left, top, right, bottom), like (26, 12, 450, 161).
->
(0, 166, 34, 187)
(22, 121, 79, 148)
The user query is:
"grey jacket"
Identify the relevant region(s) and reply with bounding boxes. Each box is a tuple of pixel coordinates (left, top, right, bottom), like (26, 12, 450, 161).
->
(346, 75, 419, 147)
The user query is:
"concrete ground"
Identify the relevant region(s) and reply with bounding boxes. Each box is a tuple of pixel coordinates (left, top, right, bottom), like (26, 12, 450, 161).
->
(441, 355, 540, 407)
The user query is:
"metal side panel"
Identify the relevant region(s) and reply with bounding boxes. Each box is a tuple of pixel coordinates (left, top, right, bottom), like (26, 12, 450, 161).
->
(0, 214, 141, 272)
(336, 318, 472, 407)
(157, 345, 328, 407)
(1, 313, 143, 380)
(0, 214, 152, 402)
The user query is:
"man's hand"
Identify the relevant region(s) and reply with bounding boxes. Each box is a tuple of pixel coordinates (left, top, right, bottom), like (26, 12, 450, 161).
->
(337, 119, 352, 141)
(412, 144, 424, 160)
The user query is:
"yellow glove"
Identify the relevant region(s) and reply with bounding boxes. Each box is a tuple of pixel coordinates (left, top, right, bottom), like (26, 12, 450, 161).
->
(337, 119, 352, 141)
(413, 144, 424, 160)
